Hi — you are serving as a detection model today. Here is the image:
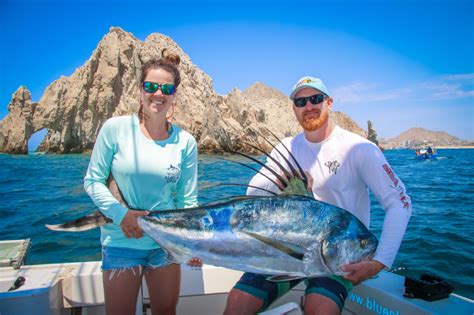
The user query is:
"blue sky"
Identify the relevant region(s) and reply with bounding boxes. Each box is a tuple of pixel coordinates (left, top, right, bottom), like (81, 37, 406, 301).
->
(1, 0, 473, 148)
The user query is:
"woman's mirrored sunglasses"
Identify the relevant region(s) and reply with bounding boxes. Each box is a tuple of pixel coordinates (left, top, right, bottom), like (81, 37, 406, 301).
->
(142, 81, 176, 95)
(293, 94, 326, 107)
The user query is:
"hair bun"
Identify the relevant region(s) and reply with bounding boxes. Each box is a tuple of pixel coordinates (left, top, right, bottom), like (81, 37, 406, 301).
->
(162, 49, 181, 66)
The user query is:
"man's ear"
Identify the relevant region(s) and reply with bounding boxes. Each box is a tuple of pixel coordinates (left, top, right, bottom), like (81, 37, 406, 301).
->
(327, 97, 334, 110)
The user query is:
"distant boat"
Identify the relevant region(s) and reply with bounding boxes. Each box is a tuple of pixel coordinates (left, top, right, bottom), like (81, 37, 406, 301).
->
(415, 147, 437, 160)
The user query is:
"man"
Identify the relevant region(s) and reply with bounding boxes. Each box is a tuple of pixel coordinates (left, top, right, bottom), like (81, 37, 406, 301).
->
(224, 76, 412, 315)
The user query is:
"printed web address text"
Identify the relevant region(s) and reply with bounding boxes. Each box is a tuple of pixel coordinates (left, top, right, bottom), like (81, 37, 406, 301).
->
(348, 292, 400, 315)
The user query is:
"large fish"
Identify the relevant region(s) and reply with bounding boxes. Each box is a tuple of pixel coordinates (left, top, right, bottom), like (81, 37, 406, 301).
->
(46, 129, 377, 279)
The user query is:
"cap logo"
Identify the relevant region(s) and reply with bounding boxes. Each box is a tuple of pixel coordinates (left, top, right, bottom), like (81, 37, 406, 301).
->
(296, 78, 314, 88)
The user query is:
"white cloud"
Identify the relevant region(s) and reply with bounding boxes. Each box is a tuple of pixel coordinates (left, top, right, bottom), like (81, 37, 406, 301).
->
(333, 73, 474, 104)
(443, 73, 474, 81)
(332, 82, 411, 104)
(418, 74, 474, 100)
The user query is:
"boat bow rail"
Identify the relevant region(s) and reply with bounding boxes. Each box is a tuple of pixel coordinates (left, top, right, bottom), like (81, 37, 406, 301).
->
(0, 239, 31, 269)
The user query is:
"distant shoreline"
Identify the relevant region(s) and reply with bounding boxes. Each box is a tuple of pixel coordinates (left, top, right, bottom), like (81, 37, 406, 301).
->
(3, 146, 469, 155)
(383, 146, 474, 150)
(432, 146, 474, 149)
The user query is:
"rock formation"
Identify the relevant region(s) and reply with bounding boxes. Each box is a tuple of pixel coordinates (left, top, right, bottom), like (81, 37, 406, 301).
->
(382, 127, 472, 149)
(367, 120, 378, 146)
(0, 87, 37, 154)
(0, 27, 365, 154)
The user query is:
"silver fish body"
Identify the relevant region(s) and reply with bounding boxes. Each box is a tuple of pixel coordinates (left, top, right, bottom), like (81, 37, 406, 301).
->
(139, 194, 377, 277)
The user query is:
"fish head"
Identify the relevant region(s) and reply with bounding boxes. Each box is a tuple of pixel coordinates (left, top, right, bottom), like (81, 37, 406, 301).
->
(321, 217, 378, 273)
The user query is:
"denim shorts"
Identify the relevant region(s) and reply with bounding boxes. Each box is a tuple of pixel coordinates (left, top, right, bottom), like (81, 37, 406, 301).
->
(234, 273, 353, 312)
(101, 246, 172, 271)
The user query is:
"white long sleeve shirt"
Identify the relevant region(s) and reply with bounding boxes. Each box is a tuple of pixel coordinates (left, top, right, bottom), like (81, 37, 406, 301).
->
(247, 126, 412, 268)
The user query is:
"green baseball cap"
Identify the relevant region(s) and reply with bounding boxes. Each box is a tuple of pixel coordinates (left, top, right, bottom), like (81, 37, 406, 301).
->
(290, 76, 330, 100)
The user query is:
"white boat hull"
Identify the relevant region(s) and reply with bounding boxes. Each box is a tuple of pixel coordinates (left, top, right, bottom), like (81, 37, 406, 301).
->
(1, 261, 473, 314)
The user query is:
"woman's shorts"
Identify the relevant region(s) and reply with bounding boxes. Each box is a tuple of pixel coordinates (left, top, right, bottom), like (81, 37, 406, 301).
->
(101, 246, 172, 271)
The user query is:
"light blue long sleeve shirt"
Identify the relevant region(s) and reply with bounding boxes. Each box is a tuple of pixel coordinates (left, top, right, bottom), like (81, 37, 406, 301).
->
(84, 114, 198, 249)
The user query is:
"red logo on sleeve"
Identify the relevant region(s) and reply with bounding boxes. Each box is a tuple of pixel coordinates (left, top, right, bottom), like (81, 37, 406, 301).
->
(383, 164, 410, 210)
(383, 164, 399, 186)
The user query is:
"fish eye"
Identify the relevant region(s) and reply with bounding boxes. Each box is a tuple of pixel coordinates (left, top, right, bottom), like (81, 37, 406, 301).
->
(360, 239, 368, 248)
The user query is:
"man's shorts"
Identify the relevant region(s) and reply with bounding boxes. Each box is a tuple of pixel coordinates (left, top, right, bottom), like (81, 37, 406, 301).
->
(101, 246, 172, 271)
(234, 272, 353, 312)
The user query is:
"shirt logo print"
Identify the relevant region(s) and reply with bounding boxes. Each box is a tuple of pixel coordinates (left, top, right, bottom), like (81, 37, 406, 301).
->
(165, 165, 180, 183)
(325, 160, 340, 174)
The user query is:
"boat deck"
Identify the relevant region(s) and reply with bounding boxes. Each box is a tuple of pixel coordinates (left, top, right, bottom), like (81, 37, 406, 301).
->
(1, 261, 473, 314)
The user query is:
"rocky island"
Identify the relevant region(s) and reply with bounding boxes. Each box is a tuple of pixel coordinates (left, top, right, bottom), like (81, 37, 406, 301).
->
(1, 27, 469, 154)
(0, 27, 364, 155)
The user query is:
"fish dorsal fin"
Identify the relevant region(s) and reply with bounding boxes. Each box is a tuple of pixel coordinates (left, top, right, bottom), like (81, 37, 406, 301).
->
(228, 128, 312, 198)
(281, 177, 311, 197)
(266, 275, 306, 282)
(257, 127, 311, 197)
(241, 230, 305, 261)
(244, 141, 310, 197)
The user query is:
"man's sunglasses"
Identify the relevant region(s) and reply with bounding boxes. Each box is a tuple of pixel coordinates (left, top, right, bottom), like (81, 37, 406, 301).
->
(142, 81, 176, 95)
(293, 94, 326, 107)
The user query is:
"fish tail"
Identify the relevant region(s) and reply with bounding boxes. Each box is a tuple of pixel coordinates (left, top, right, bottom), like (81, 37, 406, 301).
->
(45, 210, 111, 232)
(46, 175, 128, 232)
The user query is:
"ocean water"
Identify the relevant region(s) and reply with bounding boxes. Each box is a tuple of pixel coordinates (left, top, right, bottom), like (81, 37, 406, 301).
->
(0, 149, 473, 299)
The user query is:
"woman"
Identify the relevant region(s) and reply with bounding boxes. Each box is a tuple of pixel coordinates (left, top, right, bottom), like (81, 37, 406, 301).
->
(84, 53, 201, 315)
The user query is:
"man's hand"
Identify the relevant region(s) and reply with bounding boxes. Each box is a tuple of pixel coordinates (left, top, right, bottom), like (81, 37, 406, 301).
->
(341, 260, 385, 285)
(120, 210, 149, 238)
(187, 257, 203, 267)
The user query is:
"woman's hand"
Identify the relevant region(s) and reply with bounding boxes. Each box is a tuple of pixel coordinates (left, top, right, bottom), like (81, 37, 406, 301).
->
(187, 257, 203, 267)
(120, 210, 149, 238)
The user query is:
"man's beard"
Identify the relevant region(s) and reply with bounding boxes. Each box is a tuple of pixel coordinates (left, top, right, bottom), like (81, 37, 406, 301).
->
(301, 109, 329, 131)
